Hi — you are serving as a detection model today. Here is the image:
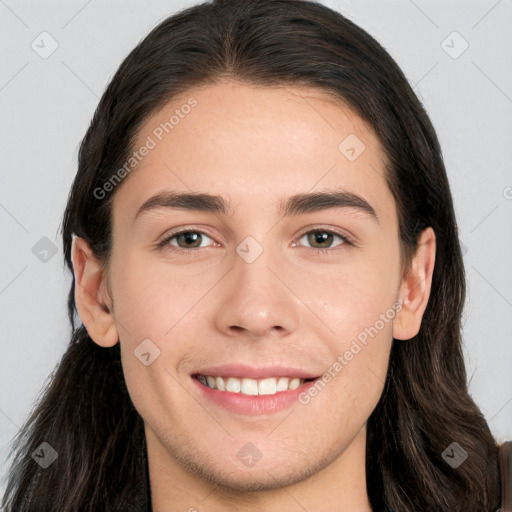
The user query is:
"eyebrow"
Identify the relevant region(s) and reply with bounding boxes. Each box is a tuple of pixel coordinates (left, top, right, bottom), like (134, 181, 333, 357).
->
(134, 189, 379, 224)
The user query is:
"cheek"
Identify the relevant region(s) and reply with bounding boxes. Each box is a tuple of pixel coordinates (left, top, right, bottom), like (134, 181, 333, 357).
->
(109, 250, 212, 341)
(317, 256, 400, 341)
(112, 256, 202, 420)
(303, 313, 393, 433)
(309, 250, 398, 412)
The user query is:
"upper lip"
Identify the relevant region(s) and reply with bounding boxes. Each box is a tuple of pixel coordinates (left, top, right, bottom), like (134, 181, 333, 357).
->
(193, 364, 319, 380)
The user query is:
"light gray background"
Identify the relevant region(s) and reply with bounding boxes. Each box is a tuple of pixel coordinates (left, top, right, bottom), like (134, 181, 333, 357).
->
(1, 0, 511, 492)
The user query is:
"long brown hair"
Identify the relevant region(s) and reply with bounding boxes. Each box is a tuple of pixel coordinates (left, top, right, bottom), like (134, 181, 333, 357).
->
(1, 0, 502, 510)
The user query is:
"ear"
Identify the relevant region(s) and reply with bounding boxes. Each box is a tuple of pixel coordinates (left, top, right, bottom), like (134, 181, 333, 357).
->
(71, 234, 119, 347)
(393, 227, 436, 341)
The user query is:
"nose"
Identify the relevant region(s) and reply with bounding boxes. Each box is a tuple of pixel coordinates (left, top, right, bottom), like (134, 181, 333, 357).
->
(214, 243, 301, 340)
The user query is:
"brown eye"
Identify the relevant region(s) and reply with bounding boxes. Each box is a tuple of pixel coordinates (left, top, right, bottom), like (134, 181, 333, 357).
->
(160, 230, 215, 250)
(299, 230, 348, 250)
(175, 231, 203, 248)
(307, 231, 335, 248)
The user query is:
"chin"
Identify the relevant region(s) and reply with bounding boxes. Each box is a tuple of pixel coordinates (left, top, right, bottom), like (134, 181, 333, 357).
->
(175, 446, 329, 494)
(197, 463, 317, 494)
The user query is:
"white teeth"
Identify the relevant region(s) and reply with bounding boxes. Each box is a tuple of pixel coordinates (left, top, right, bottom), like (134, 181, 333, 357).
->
(241, 378, 259, 396)
(215, 376, 226, 391)
(276, 377, 289, 391)
(288, 378, 301, 390)
(198, 375, 309, 395)
(226, 377, 241, 393)
(258, 378, 277, 395)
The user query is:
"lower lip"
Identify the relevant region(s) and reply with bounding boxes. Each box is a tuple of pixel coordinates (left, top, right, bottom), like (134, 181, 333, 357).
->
(192, 377, 319, 415)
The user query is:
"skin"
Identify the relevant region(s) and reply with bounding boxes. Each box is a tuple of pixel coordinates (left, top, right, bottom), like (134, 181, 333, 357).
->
(71, 80, 435, 512)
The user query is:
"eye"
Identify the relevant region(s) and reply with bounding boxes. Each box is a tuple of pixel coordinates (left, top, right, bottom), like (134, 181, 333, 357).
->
(157, 227, 352, 254)
(158, 229, 215, 250)
(295, 229, 351, 252)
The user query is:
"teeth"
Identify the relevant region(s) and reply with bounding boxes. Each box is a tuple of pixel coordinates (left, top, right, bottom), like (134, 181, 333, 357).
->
(258, 378, 277, 395)
(289, 378, 301, 390)
(276, 377, 289, 392)
(241, 378, 259, 396)
(215, 376, 226, 391)
(226, 377, 241, 393)
(197, 375, 309, 395)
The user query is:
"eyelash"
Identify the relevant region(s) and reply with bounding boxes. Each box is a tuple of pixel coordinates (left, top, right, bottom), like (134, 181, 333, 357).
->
(156, 227, 353, 256)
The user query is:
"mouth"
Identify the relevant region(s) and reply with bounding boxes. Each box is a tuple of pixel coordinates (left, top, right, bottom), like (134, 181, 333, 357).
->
(193, 374, 316, 396)
(191, 368, 320, 415)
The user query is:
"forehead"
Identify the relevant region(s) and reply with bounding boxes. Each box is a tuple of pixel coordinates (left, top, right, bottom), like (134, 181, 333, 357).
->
(112, 80, 395, 227)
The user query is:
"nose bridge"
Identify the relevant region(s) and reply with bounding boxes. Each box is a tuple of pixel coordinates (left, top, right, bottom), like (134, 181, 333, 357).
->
(235, 233, 285, 310)
(238, 241, 279, 300)
(214, 233, 300, 337)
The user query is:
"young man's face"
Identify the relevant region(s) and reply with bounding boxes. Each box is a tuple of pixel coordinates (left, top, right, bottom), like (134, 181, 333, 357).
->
(76, 80, 433, 501)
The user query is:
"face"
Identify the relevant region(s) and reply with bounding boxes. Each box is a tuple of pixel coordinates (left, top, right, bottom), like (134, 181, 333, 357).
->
(93, 81, 406, 491)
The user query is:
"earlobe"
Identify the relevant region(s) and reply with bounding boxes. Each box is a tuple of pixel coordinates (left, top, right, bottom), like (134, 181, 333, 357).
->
(393, 227, 436, 341)
(71, 234, 119, 347)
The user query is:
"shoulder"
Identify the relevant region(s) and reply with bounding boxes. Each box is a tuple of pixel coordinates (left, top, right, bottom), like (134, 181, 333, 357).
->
(499, 441, 512, 510)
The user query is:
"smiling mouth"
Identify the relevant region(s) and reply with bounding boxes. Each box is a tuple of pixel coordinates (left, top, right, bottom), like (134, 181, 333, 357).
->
(193, 374, 317, 396)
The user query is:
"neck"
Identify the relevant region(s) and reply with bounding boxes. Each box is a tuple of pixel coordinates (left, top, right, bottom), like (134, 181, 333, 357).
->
(146, 423, 373, 512)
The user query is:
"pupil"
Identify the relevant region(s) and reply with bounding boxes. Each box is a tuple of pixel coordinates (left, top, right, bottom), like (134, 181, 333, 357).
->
(181, 232, 200, 247)
(310, 232, 331, 248)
